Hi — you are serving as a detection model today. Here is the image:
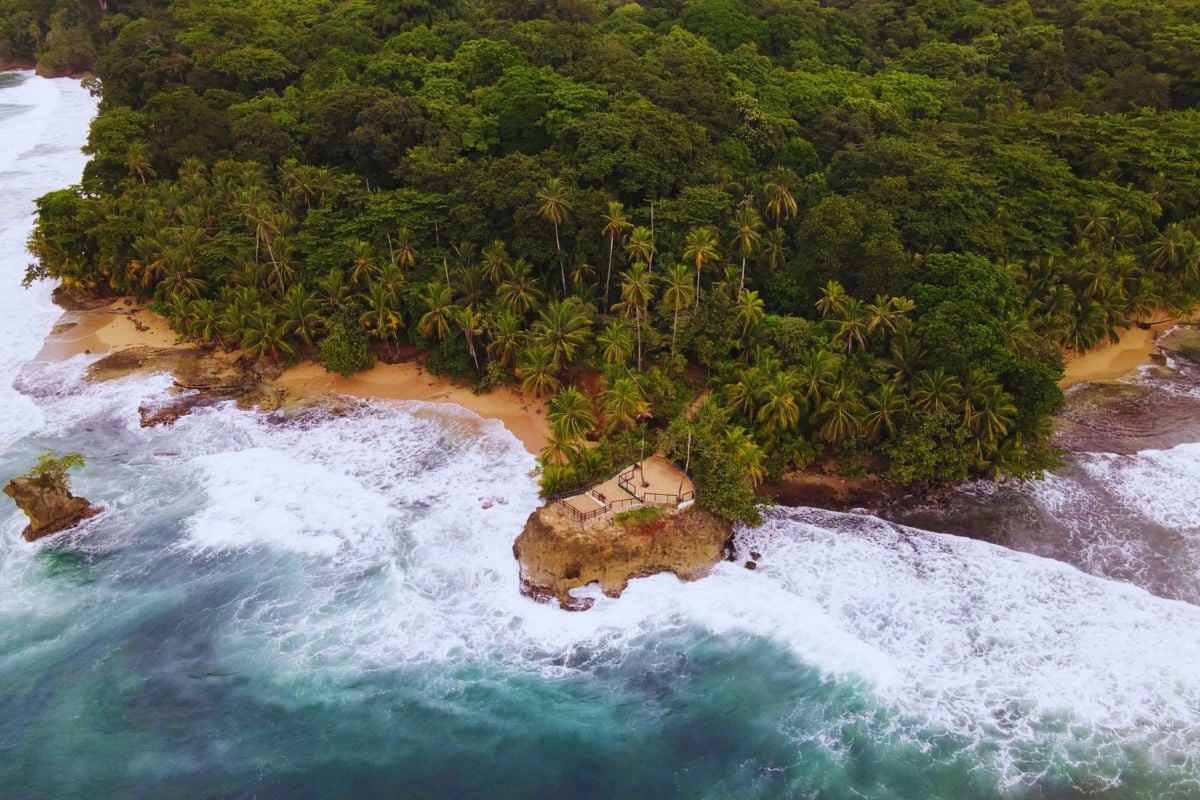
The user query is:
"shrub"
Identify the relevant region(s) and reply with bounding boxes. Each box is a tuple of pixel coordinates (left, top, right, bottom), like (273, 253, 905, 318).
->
(318, 312, 373, 377)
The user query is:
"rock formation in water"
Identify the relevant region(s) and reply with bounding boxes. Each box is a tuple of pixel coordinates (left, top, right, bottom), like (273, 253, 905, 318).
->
(86, 346, 285, 426)
(4, 475, 101, 542)
(513, 504, 732, 611)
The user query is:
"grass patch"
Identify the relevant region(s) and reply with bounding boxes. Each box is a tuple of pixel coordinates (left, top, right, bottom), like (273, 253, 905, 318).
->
(613, 506, 665, 525)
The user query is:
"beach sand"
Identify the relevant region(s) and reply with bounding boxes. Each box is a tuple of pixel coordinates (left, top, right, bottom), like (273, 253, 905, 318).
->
(41, 298, 549, 455)
(1060, 313, 1196, 388)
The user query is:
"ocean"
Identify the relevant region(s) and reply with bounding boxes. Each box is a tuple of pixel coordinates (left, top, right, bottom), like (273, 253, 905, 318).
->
(1, 72, 1198, 799)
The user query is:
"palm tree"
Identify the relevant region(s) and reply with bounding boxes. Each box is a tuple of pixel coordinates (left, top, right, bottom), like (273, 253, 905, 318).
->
(538, 176, 571, 296)
(316, 267, 352, 311)
(516, 346, 561, 397)
(455, 304, 485, 370)
(533, 298, 592, 370)
(865, 295, 915, 337)
(548, 387, 596, 442)
(732, 206, 763, 292)
(962, 370, 1016, 441)
(496, 259, 544, 316)
(189, 298, 221, 345)
(392, 227, 417, 271)
(615, 263, 656, 369)
(682, 226, 720, 309)
(625, 226, 656, 269)
(735, 288, 766, 344)
(835, 297, 871, 352)
(756, 371, 804, 434)
(600, 376, 649, 451)
(480, 239, 510, 285)
(661, 263, 695, 363)
(418, 282, 456, 341)
(726, 366, 769, 422)
(795, 349, 839, 405)
(280, 285, 322, 346)
(1149, 222, 1196, 273)
(818, 381, 867, 444)
(724, 426, 767, 486)
(815, 279, 850, 318)
(763, 182, 798, 225)
(360, 281, 403, 353)
(125, 142, 155, 184)
(912, 368, 963, 415)
(347, 240, 379, 287)
(597, 320, 635, 365)
(486, 311, 524, 368)
(865, 382, 905, 439)
(1076, 200, 1114, 248)
(601, 201, 632, 301)
(242, 305, 295, 363)
(762, 227, 787, 271)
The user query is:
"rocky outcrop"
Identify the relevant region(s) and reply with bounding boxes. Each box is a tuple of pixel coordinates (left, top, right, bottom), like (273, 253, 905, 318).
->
(4, 477, 101, 542)
(758, 469, 896, 511)
(86, 346, 285, 426)
(513, 504, 733, 611)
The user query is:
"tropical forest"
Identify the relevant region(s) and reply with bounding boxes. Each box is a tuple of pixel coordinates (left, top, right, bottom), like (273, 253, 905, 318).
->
(14, 0, 1200, 523)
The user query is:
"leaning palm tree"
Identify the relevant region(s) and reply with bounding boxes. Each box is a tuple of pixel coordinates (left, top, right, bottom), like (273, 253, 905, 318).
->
(418, 282, 456, 341)
(242, 305, 295, 363)
(682, 226, 720, 310)
(732, 206, 763, 292)
(601, 201, 633, 301)
(661, 263, 695, 363)
(724, 426, 766, 486)
(455, 304, 485, 370)
(125, 141, 155, 184)
(537, 176, 571, 296)
(615, 263, 656, 369)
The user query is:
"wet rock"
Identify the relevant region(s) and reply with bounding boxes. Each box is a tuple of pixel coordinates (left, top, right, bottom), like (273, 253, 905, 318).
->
(50, 284, 114, 311)
(513, 504, 732, 610)
(744, 561, 757, 570)
(4, 476, 101, 542)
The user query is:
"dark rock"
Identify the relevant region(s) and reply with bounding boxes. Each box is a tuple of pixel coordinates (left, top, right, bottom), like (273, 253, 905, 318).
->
(745, 561, 757, 570)
(50, 284, 114, 311)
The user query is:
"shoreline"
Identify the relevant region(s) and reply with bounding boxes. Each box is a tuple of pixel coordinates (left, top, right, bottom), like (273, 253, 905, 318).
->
(39, 297, 549, 455)
(1059, 313, 1197, 388)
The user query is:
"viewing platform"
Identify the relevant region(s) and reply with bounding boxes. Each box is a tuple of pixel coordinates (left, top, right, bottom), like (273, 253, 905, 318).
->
(554, 455, 696, 526)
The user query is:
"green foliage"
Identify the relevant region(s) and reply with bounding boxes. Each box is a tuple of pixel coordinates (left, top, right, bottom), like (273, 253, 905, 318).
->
(659, 401, 761, 526)
(318, 312, 373, 377)
(20, 452, 85, 489)
(21, 0, 1200, 494)
(614, 506, 665, 525)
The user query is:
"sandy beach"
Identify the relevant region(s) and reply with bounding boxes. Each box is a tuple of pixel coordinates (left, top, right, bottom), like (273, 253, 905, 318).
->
(40, 298, 549, 455)
(1060, 313, 1197, 388)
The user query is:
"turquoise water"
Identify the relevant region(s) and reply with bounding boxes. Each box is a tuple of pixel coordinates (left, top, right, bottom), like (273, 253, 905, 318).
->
(3, 72, 1200, 799)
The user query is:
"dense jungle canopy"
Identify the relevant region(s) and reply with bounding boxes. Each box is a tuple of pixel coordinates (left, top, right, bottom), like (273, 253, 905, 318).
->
(11, 0, 1200, 521)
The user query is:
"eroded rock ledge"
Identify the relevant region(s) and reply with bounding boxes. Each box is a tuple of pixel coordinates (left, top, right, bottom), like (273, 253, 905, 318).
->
(513, 504, 733, 611)
(4, 476, 101, 542)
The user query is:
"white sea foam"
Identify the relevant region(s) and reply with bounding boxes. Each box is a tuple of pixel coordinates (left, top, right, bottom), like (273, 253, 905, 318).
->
(0, 74, 97, 448)
(1079, 444, 1200, 534)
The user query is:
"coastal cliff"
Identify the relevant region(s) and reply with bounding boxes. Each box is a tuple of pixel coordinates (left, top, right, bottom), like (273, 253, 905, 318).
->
(513, 504, 733, 611)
